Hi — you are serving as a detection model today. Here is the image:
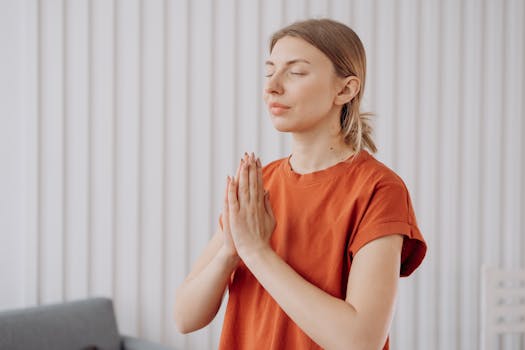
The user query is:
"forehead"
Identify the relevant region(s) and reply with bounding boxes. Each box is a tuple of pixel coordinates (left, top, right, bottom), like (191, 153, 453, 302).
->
(268, 36, 331, 66)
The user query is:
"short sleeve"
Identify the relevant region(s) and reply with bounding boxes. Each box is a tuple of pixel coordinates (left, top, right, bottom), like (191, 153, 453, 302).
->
(348, 181, 427, 277)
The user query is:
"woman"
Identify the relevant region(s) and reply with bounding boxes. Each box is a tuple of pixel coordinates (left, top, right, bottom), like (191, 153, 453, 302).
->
(174, 18, 426, 350)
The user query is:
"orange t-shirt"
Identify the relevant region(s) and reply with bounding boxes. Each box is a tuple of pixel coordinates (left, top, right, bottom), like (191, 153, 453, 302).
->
(218, 150, 427, 349)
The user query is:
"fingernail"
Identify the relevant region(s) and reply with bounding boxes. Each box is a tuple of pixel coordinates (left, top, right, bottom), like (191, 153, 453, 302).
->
(256, 158, 261, 168)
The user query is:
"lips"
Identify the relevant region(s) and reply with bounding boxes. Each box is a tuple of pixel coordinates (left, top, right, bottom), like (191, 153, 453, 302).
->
(269, 102, 290, 109)
(268, 102, 290, 116)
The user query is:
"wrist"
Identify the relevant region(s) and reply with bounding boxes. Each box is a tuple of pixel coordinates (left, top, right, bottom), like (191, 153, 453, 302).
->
(217, 245, 240, 269)
(239, 243, 272, 267)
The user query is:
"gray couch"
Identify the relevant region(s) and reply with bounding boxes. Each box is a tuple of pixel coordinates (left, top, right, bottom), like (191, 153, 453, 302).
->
(0, 297, 173, 350)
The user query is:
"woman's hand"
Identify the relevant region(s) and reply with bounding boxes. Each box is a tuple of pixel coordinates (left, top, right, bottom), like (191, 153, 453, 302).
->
(220, 159, 243, 260)
(225, 153, 276, 260)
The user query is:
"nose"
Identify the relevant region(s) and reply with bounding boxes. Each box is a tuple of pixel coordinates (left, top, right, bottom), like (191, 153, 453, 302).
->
(264, 73, 284, 95)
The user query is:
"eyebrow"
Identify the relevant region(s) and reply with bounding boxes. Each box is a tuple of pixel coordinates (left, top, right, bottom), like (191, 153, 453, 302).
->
(264, 58, 311, 66)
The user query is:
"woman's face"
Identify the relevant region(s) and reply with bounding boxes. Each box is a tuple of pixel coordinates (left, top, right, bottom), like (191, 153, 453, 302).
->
(263, 36, 344, 134)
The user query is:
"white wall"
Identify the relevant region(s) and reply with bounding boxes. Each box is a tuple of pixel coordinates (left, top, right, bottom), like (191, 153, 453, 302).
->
(0, 0, 26, 311)
(1, 0, 524, 349)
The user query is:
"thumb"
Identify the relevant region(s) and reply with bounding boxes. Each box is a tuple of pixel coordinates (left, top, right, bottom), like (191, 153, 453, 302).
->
(223, 177, 231, 231)
(264, 191, 274, 218)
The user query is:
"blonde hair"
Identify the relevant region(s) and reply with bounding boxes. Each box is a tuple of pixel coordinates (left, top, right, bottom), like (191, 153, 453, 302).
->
(270, 18, 377, 153)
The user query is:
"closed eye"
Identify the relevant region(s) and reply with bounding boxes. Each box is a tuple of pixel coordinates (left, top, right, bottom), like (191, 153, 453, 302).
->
(265, 71, 306, 78)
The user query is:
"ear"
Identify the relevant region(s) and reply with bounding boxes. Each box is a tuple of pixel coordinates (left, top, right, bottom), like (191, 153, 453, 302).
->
(334, 76, 360, 106)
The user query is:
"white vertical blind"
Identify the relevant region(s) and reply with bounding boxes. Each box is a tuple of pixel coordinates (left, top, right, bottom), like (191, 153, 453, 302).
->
(2, 0, 523, 349)
(64, 0, 89, 302)
(417, 0, 440, 348)
(460, 1, 483, 348)
(114, 0, 141, 337)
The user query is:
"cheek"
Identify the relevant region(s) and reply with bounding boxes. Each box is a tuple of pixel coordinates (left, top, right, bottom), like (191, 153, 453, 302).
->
(295, 81, 334, 112)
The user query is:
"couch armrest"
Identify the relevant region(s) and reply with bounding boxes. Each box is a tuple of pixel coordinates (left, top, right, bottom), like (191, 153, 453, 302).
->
(121, 335, 175, 350)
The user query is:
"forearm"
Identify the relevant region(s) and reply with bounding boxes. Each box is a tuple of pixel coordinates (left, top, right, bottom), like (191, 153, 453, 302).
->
(242, 247, 383, 350)
(174, 247, 239, 333)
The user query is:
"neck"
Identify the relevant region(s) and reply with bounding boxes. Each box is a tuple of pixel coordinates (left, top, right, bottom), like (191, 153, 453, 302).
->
(289, 130, 355, 174)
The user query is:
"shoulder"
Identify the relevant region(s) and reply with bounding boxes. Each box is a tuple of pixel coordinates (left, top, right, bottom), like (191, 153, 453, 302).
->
(351, 151, 406, 189)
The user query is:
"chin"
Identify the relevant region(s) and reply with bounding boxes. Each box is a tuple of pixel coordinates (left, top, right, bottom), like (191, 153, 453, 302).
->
(270, 117, 296, 132)
(274, 126, 294, 133)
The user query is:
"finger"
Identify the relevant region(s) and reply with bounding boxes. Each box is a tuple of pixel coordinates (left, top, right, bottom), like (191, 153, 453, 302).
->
(228, 177, 240, 212)
(256, 157, 264, 205)
(238, 159, 250, 203)
(264, 191, 275, 218)
(235, 157, 242, 183)
(223, 177, 231, 231)
(244, 152, 250, 167)
(224, 176, 229, 208)
(234, 152, 248, 183)
(223, 174, 230, 203)
(248, 155, 258, 202)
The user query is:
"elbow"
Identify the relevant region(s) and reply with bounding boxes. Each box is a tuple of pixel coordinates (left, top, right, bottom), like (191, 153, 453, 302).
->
(173, 306, 184, 334)
(173, 303, 193, 334)
(173, 290, 192, 334)
(173, 309, 207, 334)
(173, 301, 198, 334)
(336, 330, 387, 350)
(173, 284, 222, 334)
(173, 291, 207, 334)
(174, 319, 192, 335)
(174, 320, 188, 334)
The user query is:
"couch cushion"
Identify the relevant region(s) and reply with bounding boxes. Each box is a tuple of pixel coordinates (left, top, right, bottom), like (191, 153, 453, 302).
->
(0, 297, 121, 350)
